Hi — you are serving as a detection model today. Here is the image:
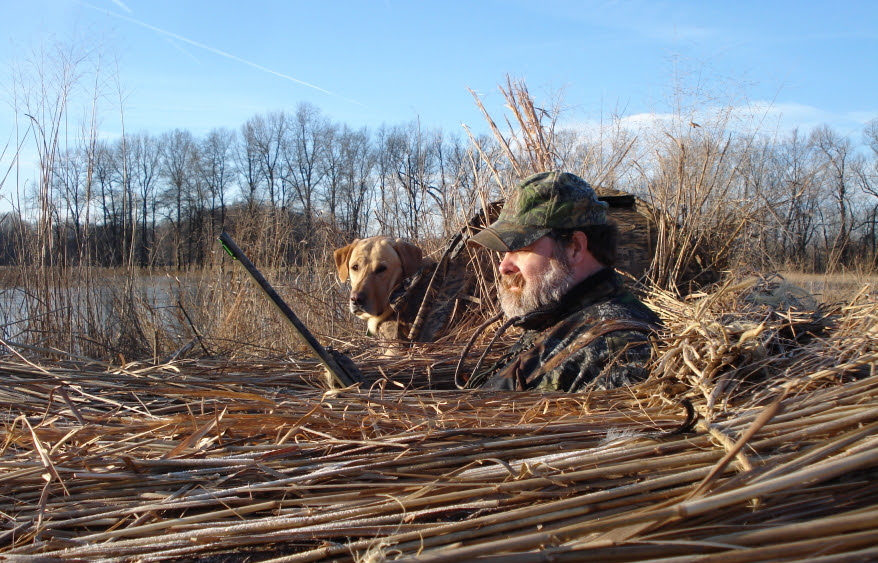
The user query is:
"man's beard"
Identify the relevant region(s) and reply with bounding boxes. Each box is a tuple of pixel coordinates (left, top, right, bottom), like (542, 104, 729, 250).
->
(498, 255, 575, 318)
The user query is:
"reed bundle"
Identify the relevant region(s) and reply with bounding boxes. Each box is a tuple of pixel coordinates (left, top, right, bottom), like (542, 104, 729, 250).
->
(0, 277, 876, 561)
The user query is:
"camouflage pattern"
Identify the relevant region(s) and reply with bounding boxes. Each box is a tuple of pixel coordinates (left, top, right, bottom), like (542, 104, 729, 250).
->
(469, 171, 609, 252)
(596, 191, 655, 281)
(386, 252, 476, 342)
(468, 268, 661, 392)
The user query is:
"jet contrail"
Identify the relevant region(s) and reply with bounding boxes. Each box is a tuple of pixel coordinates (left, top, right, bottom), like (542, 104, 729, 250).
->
(108, 0, 132, 14)
(80, 1, 366, 106)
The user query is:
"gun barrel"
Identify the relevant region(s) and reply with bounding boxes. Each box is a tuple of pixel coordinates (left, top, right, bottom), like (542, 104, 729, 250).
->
(219, 231, 357, 387)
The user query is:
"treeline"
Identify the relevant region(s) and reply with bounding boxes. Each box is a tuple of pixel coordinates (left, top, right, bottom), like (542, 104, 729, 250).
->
(638, 120, 878, 280)
(3, 103, 493, 269)
(738, 123, 878, 272)
(4, 66, 878, 276)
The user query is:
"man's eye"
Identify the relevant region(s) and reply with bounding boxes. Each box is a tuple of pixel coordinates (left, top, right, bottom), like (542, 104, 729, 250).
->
(351, 264, 359, 271)
(375, 264, 387, 274)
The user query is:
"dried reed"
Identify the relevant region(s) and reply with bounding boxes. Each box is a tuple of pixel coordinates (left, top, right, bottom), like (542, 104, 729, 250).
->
(0, 276, 875, 561)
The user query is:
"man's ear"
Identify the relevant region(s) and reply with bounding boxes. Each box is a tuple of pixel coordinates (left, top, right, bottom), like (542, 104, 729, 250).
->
(333, 241, 358, 282)
(568, 231, 590, 265)
(393, 239, 423, 278)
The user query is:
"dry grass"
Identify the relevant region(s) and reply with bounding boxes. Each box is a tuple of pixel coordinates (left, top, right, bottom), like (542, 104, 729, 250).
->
(1, 276, 876, 561)
(0, 259, 361, 362)
(780, 270, 878, 304)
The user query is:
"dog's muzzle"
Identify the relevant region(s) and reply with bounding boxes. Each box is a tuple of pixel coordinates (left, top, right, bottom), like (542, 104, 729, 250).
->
(349, 291, 370, 316)
(349, 301, 365, 315)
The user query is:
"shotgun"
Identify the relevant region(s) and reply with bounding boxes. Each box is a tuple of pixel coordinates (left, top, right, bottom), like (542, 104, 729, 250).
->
(219, 231, 360, 387)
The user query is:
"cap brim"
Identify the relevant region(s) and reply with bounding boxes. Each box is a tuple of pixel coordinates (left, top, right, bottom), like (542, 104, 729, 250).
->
(467, 226, 510, 252)
(467, 222, 550, 253)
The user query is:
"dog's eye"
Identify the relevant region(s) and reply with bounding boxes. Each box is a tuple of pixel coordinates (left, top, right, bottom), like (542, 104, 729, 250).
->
(351, 264, 359, 272)
(375, 264, 387, 274)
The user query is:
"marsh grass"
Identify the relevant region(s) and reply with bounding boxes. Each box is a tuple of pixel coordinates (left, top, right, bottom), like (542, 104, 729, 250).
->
(0, 261, 355, 362)
(780, 270, 878, 303)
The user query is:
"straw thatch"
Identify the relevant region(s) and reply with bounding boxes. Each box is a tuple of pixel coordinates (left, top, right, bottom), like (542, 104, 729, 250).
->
(1, 276, 876, 561)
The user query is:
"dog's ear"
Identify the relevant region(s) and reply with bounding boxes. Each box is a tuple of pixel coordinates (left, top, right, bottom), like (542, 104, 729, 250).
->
(393, 239, 423, 278)
(333, 241, 358, 282)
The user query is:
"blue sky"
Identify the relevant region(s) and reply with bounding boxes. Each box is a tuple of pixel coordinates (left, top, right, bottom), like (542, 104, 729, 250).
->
(2, 0, 877, 148)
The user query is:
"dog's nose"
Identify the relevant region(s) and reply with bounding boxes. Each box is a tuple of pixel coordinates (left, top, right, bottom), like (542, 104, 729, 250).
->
(350, 292, 365, 307)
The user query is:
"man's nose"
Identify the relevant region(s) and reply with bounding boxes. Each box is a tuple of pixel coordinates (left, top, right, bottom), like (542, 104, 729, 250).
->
(498, 253, 517, 275)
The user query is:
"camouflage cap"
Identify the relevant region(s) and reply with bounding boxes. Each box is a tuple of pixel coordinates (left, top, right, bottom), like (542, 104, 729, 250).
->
(469, 171, 608, 252)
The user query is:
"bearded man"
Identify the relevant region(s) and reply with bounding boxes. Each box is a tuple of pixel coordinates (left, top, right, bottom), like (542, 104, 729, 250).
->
(464, 171, 661, 392)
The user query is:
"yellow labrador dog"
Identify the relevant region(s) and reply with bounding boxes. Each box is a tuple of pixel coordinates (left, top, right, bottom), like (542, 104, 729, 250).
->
(334, 237, 424, 338)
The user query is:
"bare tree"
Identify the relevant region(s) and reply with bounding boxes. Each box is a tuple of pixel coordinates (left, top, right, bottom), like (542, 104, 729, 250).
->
(243, 112, 286, 209)
(850, 153, 877, 267)
(374, 121, 443, 240)
(199, 128, 236, 245)
(159, 129, 197, 267)
(810, 125, 854, 270)
(285, 103, 329, 235)
(236, 121, 263, 208)
(331, 125, 374, 239)
(112, 135, 137, 267)
(92, 141, 123, 265)
(51, 148, 89, 264)
(128, 133, 161, 267)
(771, 129, 821, 267)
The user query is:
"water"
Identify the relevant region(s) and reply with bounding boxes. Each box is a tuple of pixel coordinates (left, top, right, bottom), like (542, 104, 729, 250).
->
(0, 275, 195, 355)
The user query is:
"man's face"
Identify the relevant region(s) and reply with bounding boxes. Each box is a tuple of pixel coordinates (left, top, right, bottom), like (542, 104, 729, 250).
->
(497, 236, 574, 318)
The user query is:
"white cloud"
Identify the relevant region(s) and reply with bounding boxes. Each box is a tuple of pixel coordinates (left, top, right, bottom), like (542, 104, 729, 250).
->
(729, 101, 876, 138)
(618, 112, 676, 130)
(560, 101, 876, 146)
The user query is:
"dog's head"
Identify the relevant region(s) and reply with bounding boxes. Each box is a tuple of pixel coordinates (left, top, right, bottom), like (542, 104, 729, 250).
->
(334, 237, 423, 328)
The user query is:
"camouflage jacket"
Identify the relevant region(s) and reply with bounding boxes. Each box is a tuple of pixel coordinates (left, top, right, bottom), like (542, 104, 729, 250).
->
(471, 268, 661, 392)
